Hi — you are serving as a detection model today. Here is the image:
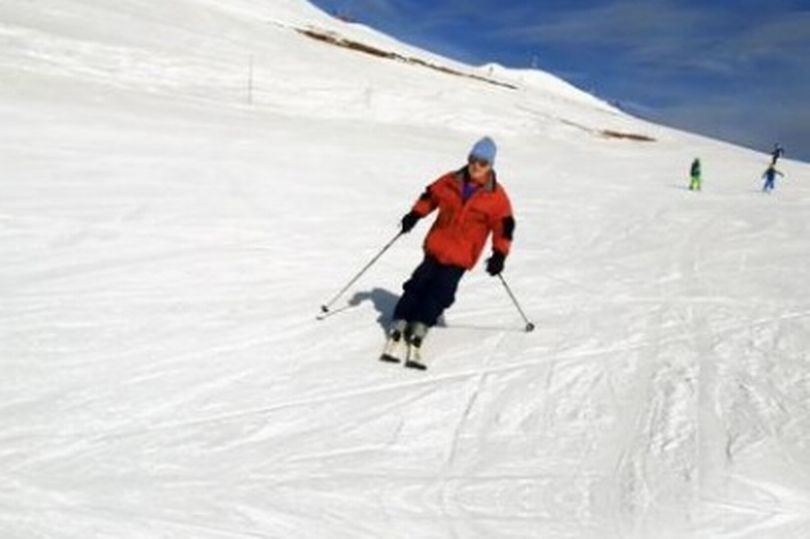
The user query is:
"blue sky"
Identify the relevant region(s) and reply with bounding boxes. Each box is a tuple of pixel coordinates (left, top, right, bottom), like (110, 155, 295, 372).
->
(309, 0, 810, 162)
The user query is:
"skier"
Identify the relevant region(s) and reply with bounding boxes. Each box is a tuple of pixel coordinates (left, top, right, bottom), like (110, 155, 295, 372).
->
(688, 158, 702, 191)
(381, 137, 515, 369)
(761, 165, 784, 193)
(770, 143, 785, 165)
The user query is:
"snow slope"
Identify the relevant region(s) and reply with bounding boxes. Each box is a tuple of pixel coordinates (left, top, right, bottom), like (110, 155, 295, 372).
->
(2, 1, 810, 538)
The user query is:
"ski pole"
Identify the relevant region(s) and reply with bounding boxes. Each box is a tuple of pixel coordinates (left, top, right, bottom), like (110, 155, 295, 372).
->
(497, 274, 535, 332)
(320, 231, 403, 314)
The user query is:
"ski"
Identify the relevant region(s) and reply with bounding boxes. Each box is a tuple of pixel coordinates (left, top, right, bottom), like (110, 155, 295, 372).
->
(404, 359, 427, 370)
(379, 353, 401, 364)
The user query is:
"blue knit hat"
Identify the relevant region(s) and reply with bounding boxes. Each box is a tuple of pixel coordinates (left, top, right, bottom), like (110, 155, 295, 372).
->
(469, 136, 497, 165)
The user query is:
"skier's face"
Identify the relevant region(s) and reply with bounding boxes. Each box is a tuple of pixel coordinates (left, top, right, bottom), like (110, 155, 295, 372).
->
(467, 158, 491, 183)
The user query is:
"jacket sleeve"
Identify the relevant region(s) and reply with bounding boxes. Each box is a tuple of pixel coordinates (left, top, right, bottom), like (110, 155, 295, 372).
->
(411, 178, 441, 217)
(490, 190, 515, 256)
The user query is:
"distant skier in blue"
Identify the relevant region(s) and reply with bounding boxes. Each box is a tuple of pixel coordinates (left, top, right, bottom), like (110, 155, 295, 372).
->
(761, 165, 784, 193)
(770, 143, 785, 165)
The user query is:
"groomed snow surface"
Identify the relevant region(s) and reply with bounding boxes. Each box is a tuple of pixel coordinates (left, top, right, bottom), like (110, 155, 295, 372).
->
(2, 1, 809, 538)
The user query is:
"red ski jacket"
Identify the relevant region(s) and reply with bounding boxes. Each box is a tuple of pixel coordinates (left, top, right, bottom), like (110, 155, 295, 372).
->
(411, 168, 514, 270)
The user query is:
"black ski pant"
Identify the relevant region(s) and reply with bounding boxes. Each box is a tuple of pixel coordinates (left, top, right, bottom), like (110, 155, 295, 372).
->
(393, 256, 465, 328)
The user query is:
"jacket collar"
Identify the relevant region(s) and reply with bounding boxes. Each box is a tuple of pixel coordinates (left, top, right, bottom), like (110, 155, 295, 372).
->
(454, 166, 497, 193)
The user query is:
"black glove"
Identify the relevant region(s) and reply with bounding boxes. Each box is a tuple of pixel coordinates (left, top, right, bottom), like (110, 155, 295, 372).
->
(486, 251, 506, 276)
(400, 211, 420, 233)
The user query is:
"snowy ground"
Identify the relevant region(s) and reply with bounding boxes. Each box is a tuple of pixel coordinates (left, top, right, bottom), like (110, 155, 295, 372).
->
(2, 1, 810, 538)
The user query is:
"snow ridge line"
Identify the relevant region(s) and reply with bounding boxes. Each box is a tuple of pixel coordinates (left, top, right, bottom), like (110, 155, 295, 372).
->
(294, 26, 518, 90)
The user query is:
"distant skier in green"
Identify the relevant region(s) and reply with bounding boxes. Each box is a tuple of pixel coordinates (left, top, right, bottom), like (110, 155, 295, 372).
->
(761, 165, 784, 193)
(688, 158, 702, 191)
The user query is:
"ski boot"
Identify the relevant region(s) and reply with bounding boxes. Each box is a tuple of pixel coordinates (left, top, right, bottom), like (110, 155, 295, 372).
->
(404, 322, 428, 370)
(380, 319, 407, 363)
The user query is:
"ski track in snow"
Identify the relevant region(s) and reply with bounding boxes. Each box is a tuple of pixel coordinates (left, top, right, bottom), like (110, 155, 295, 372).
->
(2, 1, 810, 538)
